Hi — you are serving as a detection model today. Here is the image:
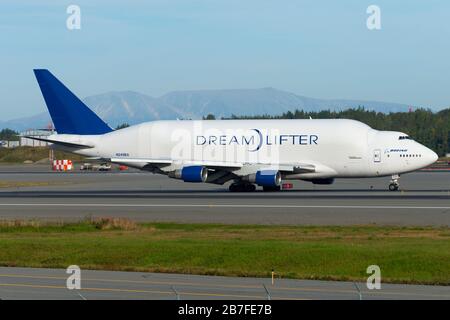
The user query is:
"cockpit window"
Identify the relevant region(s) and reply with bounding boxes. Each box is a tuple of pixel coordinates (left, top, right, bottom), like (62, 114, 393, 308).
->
(398, 136, 412, 140)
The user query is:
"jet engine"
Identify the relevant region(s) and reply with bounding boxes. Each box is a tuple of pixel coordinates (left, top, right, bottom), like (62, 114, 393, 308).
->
(244, 170, 281, 187)
(169, 166, 208, 182)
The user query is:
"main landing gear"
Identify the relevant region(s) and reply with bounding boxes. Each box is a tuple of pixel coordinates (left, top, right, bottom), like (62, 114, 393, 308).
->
(228, 182, 283, 192)
(229, 182, 256, 192)
(388, 174, 400, 191)
(262, 186, 281, 192)
(229, 181, 281, 192)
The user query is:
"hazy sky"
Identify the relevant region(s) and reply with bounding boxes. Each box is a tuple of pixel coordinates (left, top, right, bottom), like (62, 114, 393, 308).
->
(1, 0, 449, 120)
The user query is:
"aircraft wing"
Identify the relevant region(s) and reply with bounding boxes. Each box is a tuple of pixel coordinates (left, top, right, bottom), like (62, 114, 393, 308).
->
(109, 157, 321, 185)
(110, 158, 315, 172)
(178, 160, 243, 169)
(110, 158, 244, 169)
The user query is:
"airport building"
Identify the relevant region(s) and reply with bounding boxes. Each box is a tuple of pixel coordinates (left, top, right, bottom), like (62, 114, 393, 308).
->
(0, 140, 20, 148)
(19, 129, 52, 147)
(0, 129, 53, 148)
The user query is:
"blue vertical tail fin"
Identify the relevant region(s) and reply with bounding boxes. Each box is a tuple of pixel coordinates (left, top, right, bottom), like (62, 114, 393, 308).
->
(33, 69, 112, 135)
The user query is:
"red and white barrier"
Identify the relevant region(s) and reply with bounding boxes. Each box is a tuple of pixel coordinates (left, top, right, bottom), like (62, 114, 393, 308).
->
(52, 160, 73, 171)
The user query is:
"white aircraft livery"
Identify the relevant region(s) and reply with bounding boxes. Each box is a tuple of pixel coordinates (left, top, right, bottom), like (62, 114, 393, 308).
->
(30, 69, 438, 192)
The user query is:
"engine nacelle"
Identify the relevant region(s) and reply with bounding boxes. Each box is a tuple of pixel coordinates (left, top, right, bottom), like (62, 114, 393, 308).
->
(169, 166, 208, 182)
(244, 170, 281, 187)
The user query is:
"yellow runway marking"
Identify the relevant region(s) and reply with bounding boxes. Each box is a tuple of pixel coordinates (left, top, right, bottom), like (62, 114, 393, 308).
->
(0, 273, 448, 298)
(0, 283, 308, 300)
(0, 273, 344, 293)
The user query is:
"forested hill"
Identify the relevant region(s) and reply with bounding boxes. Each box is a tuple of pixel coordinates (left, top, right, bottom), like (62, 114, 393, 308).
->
(224, 108, 450, 156)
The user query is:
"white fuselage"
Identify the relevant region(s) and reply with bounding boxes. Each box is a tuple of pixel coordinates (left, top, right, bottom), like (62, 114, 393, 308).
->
(51, 119, 438, 180)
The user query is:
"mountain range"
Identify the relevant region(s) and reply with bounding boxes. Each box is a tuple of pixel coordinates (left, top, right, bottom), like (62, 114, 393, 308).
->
(0, 88, 416, 132)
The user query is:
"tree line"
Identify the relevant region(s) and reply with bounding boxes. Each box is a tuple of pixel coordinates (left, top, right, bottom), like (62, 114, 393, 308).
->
(2, 108, 449, 156)
(0, 129, 19, 141)
(205, 107, 450, 156)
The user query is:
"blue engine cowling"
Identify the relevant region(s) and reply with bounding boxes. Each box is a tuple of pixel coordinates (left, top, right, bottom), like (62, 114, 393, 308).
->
(179, 166, 208, 182)
(254, 170, 281, 187)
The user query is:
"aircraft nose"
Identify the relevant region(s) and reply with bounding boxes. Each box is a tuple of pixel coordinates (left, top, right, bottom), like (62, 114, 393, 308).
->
(425, 148, 438, 166)
(431, 150, 438, 163)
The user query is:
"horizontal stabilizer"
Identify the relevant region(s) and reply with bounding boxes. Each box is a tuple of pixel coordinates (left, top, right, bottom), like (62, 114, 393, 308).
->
(24, 136, 93, 149)
(110, 158, 173, 166)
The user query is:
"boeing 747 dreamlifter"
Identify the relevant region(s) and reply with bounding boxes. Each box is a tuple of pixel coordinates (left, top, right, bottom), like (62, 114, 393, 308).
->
(29, 69, 438, 192)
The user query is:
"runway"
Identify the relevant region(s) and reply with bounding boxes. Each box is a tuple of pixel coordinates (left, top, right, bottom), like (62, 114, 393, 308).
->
(0, 267, 448, 300)
(0, 166, 449, 300)
(0, 164, 449, 225)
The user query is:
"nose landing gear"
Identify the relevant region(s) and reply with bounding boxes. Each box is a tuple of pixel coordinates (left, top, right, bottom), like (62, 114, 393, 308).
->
(388, 174, 400, 191)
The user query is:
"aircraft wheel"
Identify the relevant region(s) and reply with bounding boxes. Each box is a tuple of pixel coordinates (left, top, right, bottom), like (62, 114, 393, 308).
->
(263, 185, 281, 192)
(388, 183, 399, 191)
(245, 184, 256, 192)
(229, 183, 256, 192)
(229, 183, 239, 192)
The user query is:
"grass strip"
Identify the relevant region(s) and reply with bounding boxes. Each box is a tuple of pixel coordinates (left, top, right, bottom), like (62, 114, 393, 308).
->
(0, 219, 448, 285)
